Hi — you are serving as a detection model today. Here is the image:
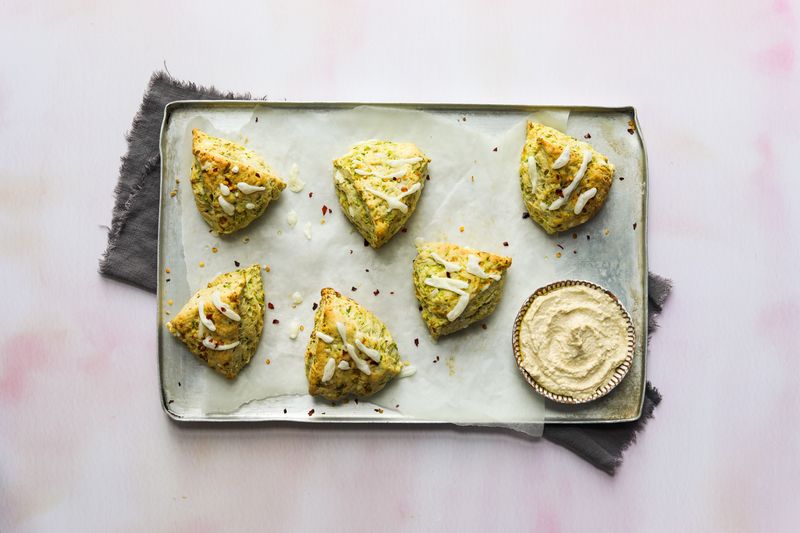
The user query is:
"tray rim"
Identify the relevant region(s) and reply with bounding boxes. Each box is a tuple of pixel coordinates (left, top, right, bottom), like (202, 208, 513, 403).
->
(156, 100, 648, 425)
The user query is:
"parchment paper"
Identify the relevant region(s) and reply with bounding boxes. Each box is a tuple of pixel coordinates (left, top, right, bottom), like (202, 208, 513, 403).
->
(164, 106, 574, 436)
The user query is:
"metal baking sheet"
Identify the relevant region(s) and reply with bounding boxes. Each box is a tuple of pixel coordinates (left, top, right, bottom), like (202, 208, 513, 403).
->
(157, 101, 647, 426)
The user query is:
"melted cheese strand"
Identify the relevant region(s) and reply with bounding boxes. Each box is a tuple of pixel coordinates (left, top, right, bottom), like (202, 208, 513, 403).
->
(211, 291, 241, 321)
(448, 293, 470, 321)
(549, 150, 592, 210)
(398, 365, 417, 378)
(363, 183, 421, 213)
(237, 182, 265, 194)
(355, 338, 381, 363)
(321, 357, 336, 382)
(574, 187, 598, 215)
(198, 300, 216, 332)
(202, 337, 240, 351)
(552, 145, 571, 169)
(336, 321, 371, 375)
(431, 252, 462, 273)
(315, 331, 334, 343)
(466, 255, 501, 281)
(218, 195, 235, 216)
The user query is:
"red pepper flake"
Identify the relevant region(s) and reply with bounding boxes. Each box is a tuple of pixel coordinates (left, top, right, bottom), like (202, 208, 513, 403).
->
(418, 305, 423, 311)
(374, 408, 384, 414)
(363, 239, 369, 247)
(308, 192, 313, 198)
(178, 382, 181, 387)
(481, 324, 488, 330)
(373, 289, 380, 296)
(272, 319, 280, 324)
(414, 338, 419, 347)
(556, 189, 564, 198)
(396, 404, 400, 408)
(322, 205, 328, 215)
(572, 233, 578, 239)
(312, 302, 318, 310)
(492, 147, 498, 152)
(354, 398, 359, 404)
(584, 133, 592, 139)
(446, 272, 451, 278)
(433, 355, 440, 363)
(633, 222, 638, 230)
(255, 172, 261, 178)
(400, 186, 408, 193)
(522, 212, 530, 219)
(351, 286, 357, 292)
(425, 175, 430, 181)
(619, 176, 625, 181)
(283, 408, 287, 414)
(267, 302, 274, 310)
(308, 409, 315, 416)
(503, 241, 509, 247)
(349, 249, 353, 255)
(390, 291, 395, 295)
(166, 278, 170, 282)
(255, 117, 259, 123)
(401, 227, 408, 233)
(234, 260, 240, 267)
(557, 244, 564, 250)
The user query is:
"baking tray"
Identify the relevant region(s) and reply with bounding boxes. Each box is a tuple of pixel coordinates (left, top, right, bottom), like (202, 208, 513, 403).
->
(157, 101, 647, 426)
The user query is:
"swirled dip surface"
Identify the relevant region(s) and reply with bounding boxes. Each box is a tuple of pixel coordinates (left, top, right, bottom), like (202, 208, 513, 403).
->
(519, 285, 629, 398)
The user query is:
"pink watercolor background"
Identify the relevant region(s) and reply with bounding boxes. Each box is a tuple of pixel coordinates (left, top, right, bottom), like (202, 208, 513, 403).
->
(1, 0, 798, 531)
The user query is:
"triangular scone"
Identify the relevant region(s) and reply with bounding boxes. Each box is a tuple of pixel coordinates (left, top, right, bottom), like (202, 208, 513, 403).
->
(190, 129, 286, 235)
(413, 242, 512, 340)
(333, 140, 430, 248)
(165, 264, 264, 379)
(520, 122, 615, 234)
(305, 288, 403, 401)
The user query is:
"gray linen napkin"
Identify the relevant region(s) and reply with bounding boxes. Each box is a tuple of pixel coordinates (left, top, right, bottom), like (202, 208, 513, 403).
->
(100, 71, 671, 475)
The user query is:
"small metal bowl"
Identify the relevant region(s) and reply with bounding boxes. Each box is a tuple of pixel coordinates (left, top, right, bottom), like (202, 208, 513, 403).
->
(511, 279, 635, 404)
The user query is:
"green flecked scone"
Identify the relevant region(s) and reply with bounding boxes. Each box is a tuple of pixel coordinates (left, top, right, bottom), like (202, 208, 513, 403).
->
(305, 288, 404, 401)
(413, 242, 512, 340)
(165, 265, 264, 379)
(190, 129, 286, 235)
(520, 122, 615, 234)
(333, 140, 430, 248)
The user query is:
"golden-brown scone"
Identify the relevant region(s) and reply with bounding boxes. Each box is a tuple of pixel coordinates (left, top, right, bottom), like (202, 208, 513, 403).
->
(165, 264, 264, 379)
(520, 122, 614, 234)
(190, 129, 286, 235)
(305, 288, 403, 401)
(412, 242, 512, 339)
(333, 140, 430, 247)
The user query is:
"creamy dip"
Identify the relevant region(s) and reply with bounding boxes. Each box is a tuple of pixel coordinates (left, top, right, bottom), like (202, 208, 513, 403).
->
(518, 284, 630, 398)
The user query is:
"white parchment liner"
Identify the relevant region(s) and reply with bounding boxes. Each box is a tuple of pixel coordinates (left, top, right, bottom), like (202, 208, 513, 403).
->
(164, 106, 574, 436)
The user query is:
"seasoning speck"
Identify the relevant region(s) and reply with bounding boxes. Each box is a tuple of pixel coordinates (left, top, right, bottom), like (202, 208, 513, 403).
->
(373, 289, 380, 296)
(364, 239, 369, 247)
(414, 338, 419, 347)
(167, 299, 173, 306)
(170, 190, 177, 198)
(522, 212, 530, 219)
(211, 247, 218, 253)
(603, 228, 610, 236)
(555, 252, 562, 258)
(633, 222, 638, 230)
(165, 268, 171, 274)
(619, 176, 625, 181)
(272, 319, 280, 324)
(234, 260, 240, 267)
(557, 244, 564, 250)
(351, 286, 357, 292)
(481, 324, 488, 330)
(584, 133, 592, 139)
(264, 264, 270, 272)
(308, 192, 313, 198)
(308, 409, 315, 416)
(503, 241, 509, 247)
(268, 302, 275, 310)
(312, 302, 318, 310)
(283, 408, 287, 414)
(374, 408, 384, 414)
(265, 358, 271, 365)
(572, 233, 578, 240)
(492, 147, 498, 152)
(243, 237, 250, 244)
(459, 226, 464, 233)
